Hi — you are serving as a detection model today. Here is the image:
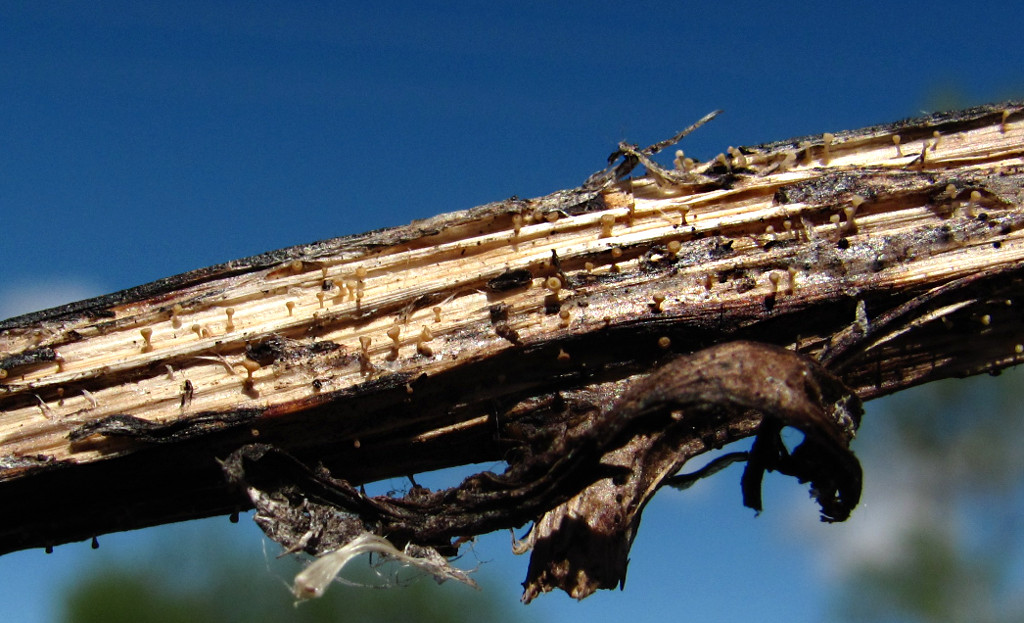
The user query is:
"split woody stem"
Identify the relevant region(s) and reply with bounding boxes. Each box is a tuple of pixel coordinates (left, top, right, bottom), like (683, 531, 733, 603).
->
(0, 101, 1023, 561)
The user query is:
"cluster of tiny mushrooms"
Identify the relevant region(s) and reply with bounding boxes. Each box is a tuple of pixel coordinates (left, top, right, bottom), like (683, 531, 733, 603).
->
(1, 101, 1024, 602)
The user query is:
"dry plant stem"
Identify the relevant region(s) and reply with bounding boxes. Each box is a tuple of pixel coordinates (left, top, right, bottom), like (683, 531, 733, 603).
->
(1, 102, 1023, 580)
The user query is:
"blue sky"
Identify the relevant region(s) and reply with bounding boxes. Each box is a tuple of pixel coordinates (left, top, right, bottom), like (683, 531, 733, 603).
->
(1, 2, 1023, 621)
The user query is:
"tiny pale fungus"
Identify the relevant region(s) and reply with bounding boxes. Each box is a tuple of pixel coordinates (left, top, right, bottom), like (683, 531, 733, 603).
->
(600, 213, 616, 238)
(386, 325, 401, 348)
(821, 132, 835, 165)
(171, 304, 184, 329)
(140, 327, 154, 352)
(652, 293, 666, 312)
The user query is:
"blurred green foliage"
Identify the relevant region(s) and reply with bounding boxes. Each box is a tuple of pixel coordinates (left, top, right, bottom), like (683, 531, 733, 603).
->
(60, 526, 529, 623)
(833, 368, 1024, 623)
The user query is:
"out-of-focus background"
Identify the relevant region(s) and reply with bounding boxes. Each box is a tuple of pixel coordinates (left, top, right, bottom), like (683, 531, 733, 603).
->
(2, 3, 1023, 621)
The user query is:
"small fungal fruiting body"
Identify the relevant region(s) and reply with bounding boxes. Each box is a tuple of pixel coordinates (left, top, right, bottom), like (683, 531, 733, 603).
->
(728, 146, 747, 167)
(241, 359, 260, 384)
(675, 152, 695, 173)
(787, 266, 798, 294)
(512, 213, 524, 238)
(776, 151, 797, 172)
(225, 308, 236, 331)
(599, 213, 616, 238)
(416, 325, 434, 356)
(799, 141, 813, 166)
(356, 337, 373, 370)
(651, 294, 666, 312)
(171, 304, 184, 329)
(844, 196, 863, 231)
(354, 267, 369, 303)
(829, 213, 841, 232)
(821, 133, 835, 165)
(139, 328, 154, 352)
(545, 276, 562, 294)
(657, 336, 671, 349)
(666, 240, 682, 256)
(1001, 109, 1011, 133)
(558, 309, 571, 328)
(892, 134, 903, 157)
(673, 149, 685, 170)
(913, 142, 928, 169)
(286, 301, 296, 316)
(386, 325, 402, 358)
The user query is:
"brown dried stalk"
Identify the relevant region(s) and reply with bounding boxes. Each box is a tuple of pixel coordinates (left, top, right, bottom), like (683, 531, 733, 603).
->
(1, 101, 1022, 600)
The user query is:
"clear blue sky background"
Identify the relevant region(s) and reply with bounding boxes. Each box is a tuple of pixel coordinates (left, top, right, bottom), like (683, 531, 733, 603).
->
(1, 2, 1022, 622)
